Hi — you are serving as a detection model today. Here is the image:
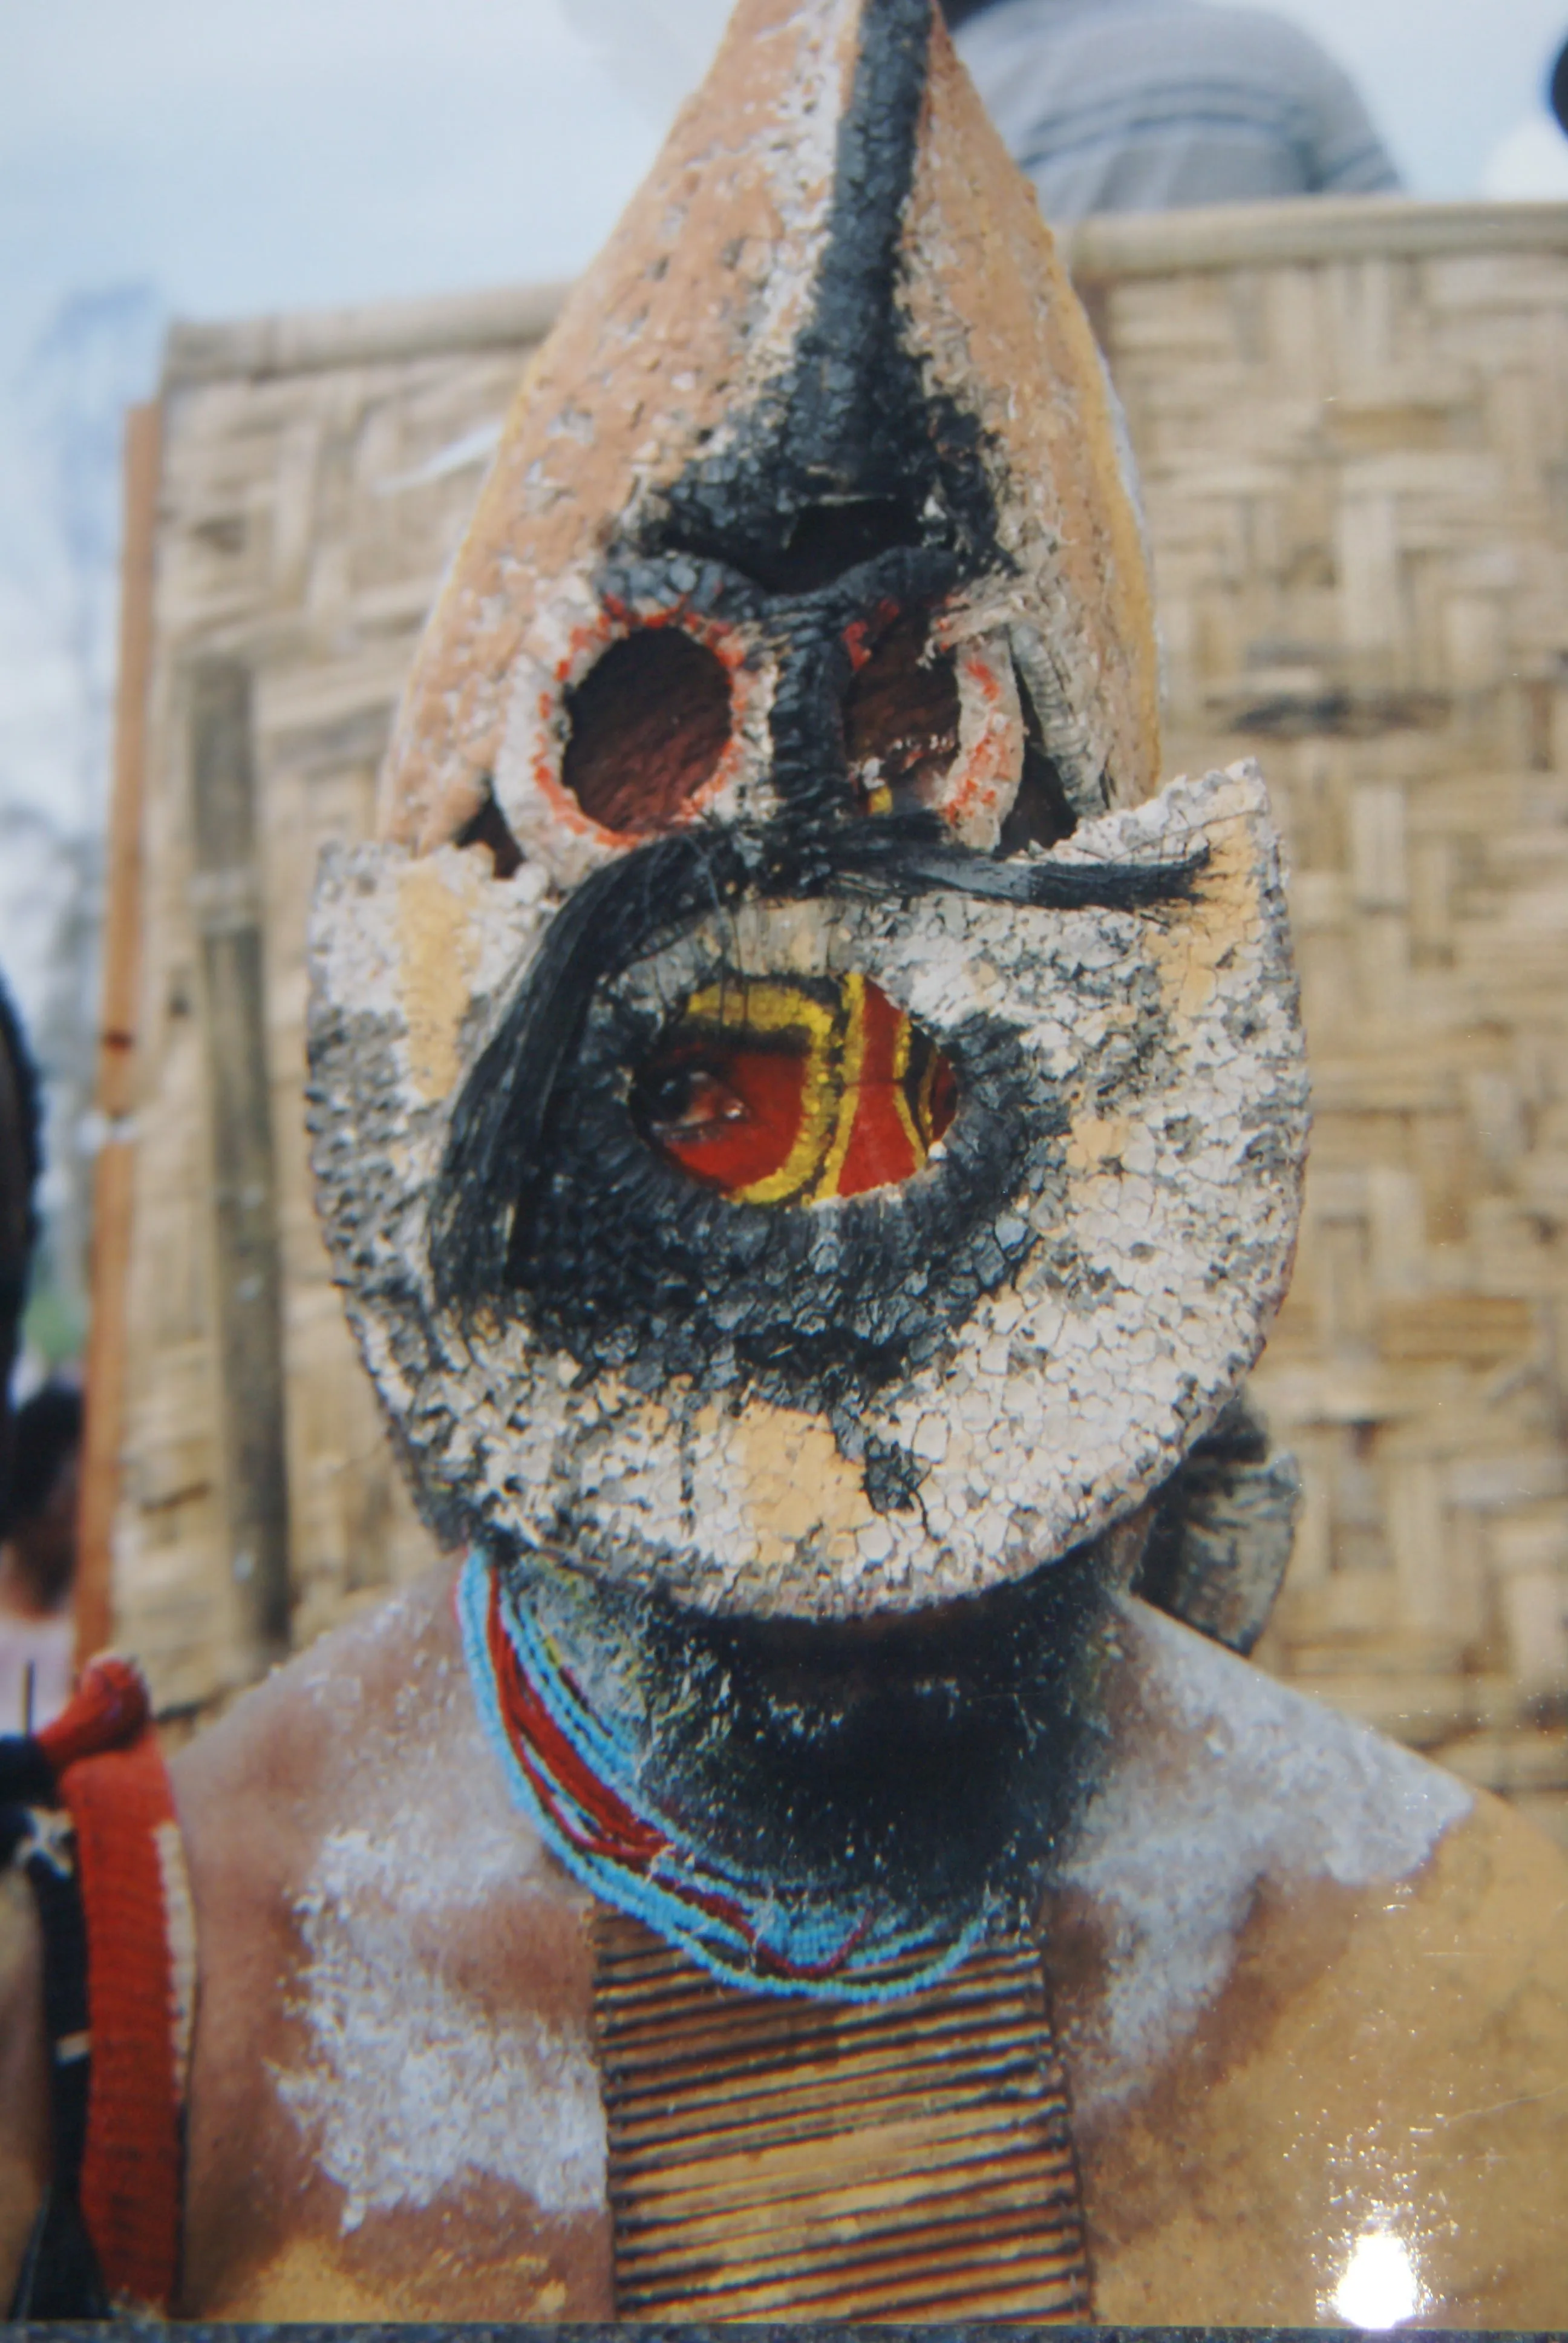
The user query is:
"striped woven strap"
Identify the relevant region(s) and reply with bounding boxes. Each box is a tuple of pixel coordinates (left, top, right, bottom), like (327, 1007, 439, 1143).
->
(59, 1729, 195, 2313)
(593, 1906, 1093, 2321)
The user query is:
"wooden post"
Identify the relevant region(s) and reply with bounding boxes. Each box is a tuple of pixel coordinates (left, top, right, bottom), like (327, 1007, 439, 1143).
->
(188, 659, 292, 1670)
(75, 402, 162, 1666)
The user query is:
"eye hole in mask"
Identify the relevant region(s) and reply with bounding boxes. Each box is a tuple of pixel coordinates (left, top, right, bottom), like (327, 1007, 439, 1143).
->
(839, 609, 1080, 856)
(1002, 670, 1080, 855)
(842, 608, 961, 818)
(561, 624, 734, 835)
(630, 973, 957, 1205)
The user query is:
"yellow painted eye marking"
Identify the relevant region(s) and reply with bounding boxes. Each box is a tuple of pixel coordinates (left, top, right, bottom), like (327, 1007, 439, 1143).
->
(666, 974, 939, 1206)
(811, 971, 869, 1202)
(888, 990, 926, 1167)
(681, 979, 840, 1206)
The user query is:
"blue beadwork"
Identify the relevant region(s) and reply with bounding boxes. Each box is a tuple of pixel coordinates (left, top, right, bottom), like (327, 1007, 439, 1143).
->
(459, 1551, 993, 2004)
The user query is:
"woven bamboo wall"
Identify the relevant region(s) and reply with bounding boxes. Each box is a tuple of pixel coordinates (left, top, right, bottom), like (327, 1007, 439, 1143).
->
(111, 290, 563, 1709)
(108, 205, 1568, 1835)
(1073, 200, 1568, 1838)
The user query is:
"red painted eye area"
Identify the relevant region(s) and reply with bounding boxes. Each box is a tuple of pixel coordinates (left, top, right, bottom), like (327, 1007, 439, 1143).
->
(630, 975, 957, 1204)
(635, 1041, 811, 1197)
(843, 609, 960, 817)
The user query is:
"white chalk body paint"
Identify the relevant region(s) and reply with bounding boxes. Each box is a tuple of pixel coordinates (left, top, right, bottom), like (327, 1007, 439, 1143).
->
(1059, 1601, 1474, 2117)
(273, 1588, 607, 2233)
(277, 1821, 606, 2232)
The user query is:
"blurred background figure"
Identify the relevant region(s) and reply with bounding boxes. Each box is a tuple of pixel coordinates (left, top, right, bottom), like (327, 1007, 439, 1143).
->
(0, 1381, 83, 1732)
(943, 0, 1400, 221)
(0, 976, 40, 1532)
(0, 974, 77, 1735)
(1480, 25, 1568, 194)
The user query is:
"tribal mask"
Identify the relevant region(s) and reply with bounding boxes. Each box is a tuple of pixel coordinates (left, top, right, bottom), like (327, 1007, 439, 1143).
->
(307, 0, 1309, 1622)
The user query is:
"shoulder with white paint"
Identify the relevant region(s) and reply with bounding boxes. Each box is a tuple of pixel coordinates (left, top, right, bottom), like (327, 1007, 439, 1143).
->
(1081, 1594, 1474, 1896)
(1053, 1596, 1475, 2121)
(171, 1567, 477, 1844)
(171, 1567, 610, 2316)
(170, 1562, 584, 2017)
(1053, 1599, 1568, 2323)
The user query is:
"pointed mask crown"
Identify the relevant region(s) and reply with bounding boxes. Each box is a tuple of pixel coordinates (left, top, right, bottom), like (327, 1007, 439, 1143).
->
(381, 0, 1160, 865)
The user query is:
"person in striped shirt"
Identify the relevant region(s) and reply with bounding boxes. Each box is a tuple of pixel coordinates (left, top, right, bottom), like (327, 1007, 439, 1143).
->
(946, 0, 1399, 220)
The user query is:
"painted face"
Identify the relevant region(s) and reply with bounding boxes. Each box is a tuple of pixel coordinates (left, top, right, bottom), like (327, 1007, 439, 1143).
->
(307, 0, 1308, 1622)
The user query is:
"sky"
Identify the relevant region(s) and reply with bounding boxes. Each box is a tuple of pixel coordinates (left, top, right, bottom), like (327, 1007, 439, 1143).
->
(3, 0, 1567, 401)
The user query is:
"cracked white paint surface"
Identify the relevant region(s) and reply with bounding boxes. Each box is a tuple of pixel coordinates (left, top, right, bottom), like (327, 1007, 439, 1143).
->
(1058, 1602, 1474, 2119)
(310, 764, 1308, 1620)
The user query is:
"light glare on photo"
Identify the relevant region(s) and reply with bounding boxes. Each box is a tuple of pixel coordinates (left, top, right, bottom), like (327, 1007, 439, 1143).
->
(1330, 2227, 1423, 2330)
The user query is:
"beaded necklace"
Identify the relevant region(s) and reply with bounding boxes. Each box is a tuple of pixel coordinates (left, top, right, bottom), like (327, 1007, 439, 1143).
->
(459, 1550, 993, 2002)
